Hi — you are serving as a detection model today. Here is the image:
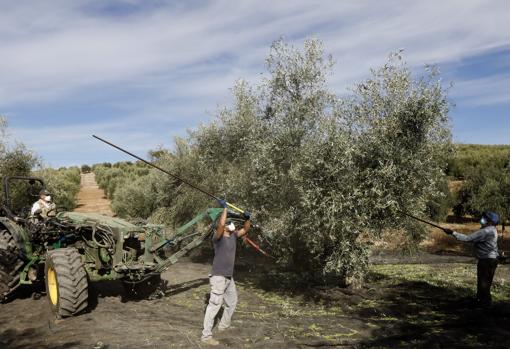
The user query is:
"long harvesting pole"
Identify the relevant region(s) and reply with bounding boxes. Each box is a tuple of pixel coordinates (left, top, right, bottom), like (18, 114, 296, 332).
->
(93, 135, 247, 212)
(94, 135, 221, 203)
(399, 211, 447, 231)
(92, 135, 271, 256)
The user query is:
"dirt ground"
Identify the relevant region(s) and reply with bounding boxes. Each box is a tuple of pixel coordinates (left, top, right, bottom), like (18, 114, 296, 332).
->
(73, 173, 113, 216)
(0, 253, 509, 349)
(1, 175, 509, 348)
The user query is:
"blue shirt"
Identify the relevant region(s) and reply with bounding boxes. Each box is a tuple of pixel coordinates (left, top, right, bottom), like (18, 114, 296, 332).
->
(453, 226, 499, 259)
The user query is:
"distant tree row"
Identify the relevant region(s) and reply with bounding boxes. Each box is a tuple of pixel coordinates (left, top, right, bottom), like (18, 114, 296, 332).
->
(447, 144, 510, 179)
(93, 161, 155, 217)
(448, 144, 510, 228)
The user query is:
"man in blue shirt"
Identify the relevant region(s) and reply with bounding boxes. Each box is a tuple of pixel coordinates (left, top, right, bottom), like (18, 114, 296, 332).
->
(444, 211, 501, 307)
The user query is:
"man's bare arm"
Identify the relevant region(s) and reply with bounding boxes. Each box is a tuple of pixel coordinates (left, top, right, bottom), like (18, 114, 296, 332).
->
(237, 214, 251, 238)
(214, 208, 228, 240)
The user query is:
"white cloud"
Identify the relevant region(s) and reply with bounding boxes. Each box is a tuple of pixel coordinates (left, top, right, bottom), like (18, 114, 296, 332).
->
(1, 0, 510, 165)
(1, 0, 509, 106)
(10, 116, 182, 167)
(451, 74, 510, 106)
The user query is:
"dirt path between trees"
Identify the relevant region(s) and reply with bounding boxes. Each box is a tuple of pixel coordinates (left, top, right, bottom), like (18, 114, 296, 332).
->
(73, 173, 114, 216)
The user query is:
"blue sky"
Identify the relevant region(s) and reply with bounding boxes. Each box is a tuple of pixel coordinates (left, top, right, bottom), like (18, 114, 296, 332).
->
(0, 0, 509, 167)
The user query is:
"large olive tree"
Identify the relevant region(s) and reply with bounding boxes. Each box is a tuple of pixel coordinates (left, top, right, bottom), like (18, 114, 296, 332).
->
(117, 40, 452, 282)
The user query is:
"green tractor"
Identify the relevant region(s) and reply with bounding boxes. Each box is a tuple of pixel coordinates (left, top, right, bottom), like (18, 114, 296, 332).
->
(0, 176, 231, 318)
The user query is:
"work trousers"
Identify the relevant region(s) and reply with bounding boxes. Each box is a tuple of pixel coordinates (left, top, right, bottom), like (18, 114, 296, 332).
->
(477, 258, 498, 306)
(202, 275, 238, 340)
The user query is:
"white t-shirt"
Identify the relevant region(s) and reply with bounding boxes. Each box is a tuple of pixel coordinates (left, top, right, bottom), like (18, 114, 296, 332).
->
(31, 200, 52, 215)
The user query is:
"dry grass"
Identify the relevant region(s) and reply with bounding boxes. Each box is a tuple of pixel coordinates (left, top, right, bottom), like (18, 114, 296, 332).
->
(447, 180, 465, 193)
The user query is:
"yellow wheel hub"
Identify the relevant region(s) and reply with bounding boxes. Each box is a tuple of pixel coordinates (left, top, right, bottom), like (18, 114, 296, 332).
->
(47, 267, 58, 305)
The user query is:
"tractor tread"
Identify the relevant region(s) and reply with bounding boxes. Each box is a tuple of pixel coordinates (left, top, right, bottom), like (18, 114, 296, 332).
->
(45, 247, 88, 317)
(0, 229, 23, 302)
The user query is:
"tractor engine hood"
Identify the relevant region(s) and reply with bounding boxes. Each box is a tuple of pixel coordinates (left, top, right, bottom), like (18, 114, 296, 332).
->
(56, 212, 146, 235)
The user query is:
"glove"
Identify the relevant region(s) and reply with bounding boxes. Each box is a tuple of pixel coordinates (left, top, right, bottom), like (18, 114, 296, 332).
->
(243, 211, 252, 220)
(217, 198, 228, 208)
(443, 228, 453, 235)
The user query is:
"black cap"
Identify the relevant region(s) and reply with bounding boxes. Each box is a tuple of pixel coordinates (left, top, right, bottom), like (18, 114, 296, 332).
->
(39, 189, 51, 196)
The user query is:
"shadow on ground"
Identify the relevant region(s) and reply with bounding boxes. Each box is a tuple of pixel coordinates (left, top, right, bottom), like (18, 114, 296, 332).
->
(0, 314, 81, 349)
(0, 328, 80, 349)
(88, 274, 208, 311)
(233, 257, 510, 349)
(355, 273, 510, 349)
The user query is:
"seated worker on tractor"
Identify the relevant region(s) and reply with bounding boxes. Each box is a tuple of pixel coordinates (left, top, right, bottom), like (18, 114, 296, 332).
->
(444, 211, 502, 307)
(31, 189, 57, 219)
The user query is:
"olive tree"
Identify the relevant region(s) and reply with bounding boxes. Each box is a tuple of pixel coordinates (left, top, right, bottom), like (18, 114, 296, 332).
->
(0, 116, 39, 179)
(116, 40, 452, 283)
(0, 116, 40, 211)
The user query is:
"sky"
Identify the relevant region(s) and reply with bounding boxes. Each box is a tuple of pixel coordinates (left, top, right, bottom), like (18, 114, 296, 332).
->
(0, 0, 509, 167)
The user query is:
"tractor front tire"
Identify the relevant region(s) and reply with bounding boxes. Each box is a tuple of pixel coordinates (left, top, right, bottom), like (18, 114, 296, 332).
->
(45, 248, 88, 318)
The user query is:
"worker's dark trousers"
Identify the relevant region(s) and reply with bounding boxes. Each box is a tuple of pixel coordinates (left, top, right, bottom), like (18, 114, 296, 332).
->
(477, 258, 498, 305)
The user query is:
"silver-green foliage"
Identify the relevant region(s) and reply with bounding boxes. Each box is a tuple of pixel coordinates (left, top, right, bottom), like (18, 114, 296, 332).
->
(0, 116, 39, 179)
(450, 144, 510, 225)
(0, 116, 40, 209)
(108, 143, 218, 227)
(456, 166, 510, 226)
(110, 40, 452, 280)
(94, 162, 150, 199)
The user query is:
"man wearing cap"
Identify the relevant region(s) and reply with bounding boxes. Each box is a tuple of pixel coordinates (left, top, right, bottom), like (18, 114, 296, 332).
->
(201, 199, 251, 346)
(444, 211, 501, 307)
(31, 189, 56, 218)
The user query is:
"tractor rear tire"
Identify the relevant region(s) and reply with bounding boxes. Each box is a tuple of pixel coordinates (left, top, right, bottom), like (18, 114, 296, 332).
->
(45, 248, 88, 318)
(0, 229, 24, 302)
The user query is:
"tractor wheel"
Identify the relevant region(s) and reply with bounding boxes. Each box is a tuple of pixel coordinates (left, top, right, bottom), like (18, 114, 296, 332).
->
(45, 248, 88, 318)
(0, 229, 24, 302)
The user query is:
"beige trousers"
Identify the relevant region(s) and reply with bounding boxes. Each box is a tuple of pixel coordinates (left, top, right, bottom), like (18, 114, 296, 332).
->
(201, 275, 238, 340)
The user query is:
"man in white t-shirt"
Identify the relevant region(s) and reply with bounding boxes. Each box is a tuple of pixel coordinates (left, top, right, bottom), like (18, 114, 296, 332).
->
(31, 189, 56, 218)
